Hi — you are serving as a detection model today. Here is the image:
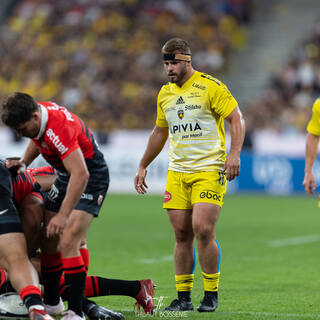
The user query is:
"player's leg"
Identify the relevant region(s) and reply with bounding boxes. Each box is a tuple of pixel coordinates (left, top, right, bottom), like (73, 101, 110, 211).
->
(190, 171, 227, 312)
(162, 171, 195, 311)
(0, 163, 53, 320)
(58, 209, 92, 319)
(164, 209, 194, 311)
(18, 193, 44, 256)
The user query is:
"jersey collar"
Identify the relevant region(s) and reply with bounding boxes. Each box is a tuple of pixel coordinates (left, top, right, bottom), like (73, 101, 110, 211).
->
(174, 70, 197, 90)
(34, 104, 48, 140)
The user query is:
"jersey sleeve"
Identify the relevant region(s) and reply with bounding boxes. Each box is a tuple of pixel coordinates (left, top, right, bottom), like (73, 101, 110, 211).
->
(155, 90, 168, 128)
(210, 82, 238, 118)
(307, 98, 320, 136)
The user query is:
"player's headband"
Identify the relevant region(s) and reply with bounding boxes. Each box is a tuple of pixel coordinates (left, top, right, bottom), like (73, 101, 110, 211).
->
(162, 53, 191, 62)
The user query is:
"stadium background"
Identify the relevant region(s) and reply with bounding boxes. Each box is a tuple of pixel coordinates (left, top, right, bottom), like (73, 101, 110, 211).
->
(0, 1, 320, 319)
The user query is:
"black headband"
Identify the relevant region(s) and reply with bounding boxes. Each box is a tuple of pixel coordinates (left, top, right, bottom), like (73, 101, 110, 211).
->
(163, 53, 191, 62)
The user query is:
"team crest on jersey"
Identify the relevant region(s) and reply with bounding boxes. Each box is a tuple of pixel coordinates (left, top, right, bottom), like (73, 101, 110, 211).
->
(177, 109, 184, 119)
(97, 194, 104, 206)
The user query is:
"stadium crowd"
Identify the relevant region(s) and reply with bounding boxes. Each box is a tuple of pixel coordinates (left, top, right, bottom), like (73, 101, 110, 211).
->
(0, 0, 251, 142)
(244, 20, 320, 137)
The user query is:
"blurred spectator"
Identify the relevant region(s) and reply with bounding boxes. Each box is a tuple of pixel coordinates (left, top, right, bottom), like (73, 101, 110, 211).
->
(244, 19, 320, 136)
(0, 0, 251, 143)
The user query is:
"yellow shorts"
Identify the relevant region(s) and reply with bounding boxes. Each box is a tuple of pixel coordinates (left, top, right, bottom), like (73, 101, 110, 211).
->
(163, 170, 227, 209)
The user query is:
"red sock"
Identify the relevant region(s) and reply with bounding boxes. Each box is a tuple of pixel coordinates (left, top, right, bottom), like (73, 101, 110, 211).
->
(20, 285, 43, 310)
(0, 268, 7, 287)
(63, 256, 86, 316)
(84, 276, 99, 297)
(80, 248, 89, 274)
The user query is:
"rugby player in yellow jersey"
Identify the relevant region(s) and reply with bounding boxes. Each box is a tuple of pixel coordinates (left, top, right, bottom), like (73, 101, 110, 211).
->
(134, 38, 245, 312)
(303, 98, 320, 196)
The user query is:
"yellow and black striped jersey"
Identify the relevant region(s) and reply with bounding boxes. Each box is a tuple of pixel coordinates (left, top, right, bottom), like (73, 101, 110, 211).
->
(156, 70, 237, 173)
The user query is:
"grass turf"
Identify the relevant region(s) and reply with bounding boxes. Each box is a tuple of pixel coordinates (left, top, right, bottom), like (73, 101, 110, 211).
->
(86, 194, 320, 320)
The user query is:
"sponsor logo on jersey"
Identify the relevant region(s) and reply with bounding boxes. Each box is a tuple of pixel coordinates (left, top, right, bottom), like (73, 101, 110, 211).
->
(192, 83, 206, 90)
(185, 104, 201, 111)
(177, 109, 184, 119)
(46, 129, 69, 155)
(164, 190, 172, 203)
(48, 103, 74, 122)
(176, 96, 185, 105)
(199, 190, 221, 201)
(170, 122, 201, 134)
(187, 92, 201, 98)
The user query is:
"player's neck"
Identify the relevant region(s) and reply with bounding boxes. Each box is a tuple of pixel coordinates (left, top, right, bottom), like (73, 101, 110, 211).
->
(176, 68, 194, 87)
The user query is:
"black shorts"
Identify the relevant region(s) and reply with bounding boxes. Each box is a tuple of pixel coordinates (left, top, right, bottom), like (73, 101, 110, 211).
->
(0, 161, 22, 234)
(45, 165, 109, 217)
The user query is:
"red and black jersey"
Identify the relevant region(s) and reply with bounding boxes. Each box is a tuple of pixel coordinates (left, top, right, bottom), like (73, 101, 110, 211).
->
(32, 102, 105, 173)
(12, 166, 55, 207)
(12, 170, 41, 206)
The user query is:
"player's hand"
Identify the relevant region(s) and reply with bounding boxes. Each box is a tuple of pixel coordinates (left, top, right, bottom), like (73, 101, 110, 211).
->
(224, 152, 240, 181)
(46, 213, 67, 238)
(134, 167, 148, 194)
(5, 157, 26, 174)
(303, 172, 316, 195)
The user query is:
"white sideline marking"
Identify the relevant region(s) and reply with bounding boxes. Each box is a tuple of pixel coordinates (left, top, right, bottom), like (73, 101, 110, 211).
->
(137, 255, 173, 264)
(268, 234, 320, 247)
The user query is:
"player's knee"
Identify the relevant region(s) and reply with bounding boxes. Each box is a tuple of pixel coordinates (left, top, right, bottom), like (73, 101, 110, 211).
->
(174, 228, 193, 244)
(194, 225, 214, 244)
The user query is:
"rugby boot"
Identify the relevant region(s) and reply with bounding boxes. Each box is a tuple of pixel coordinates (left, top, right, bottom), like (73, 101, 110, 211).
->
(164, 298, 193, 311)
(197, 291, 218, 312)
(135, 279, 155, 314)
(29, 308, 55, 320)
(44, 297, 64, 315)
(60, 310, 85, 320)
(84, 301, 124, 320)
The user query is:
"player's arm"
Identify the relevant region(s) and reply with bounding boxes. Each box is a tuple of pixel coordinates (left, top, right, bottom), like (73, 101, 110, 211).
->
(224, 105, 245, 181)
(6, 140, 40, 171)
(46, 148, 89, 237)
(134, 125, 168, 194)
(303, 132, 319, 195)
(34, 174, 57, 192)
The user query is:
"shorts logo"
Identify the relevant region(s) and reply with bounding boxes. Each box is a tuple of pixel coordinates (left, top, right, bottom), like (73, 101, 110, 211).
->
(81, 193, 93, 201)
(48, 184, 59, 202)
(199, 190, 221, 201)
(164, 191, 172, 203)
(97, 194, 104, 206)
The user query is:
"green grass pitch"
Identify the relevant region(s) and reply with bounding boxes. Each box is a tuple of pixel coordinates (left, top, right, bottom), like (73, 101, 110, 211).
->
(86, 194, 320, 320)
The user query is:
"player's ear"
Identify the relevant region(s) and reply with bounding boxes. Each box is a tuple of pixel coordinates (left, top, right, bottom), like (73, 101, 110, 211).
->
(31, 111, 40, 121)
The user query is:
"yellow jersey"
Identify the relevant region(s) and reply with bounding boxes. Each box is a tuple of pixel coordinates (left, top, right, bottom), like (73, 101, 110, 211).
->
(307, 98, 320, 136)
(156, 70, 237, 173)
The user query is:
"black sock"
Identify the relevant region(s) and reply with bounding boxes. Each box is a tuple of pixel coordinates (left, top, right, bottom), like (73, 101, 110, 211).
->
(204, 291, 217, 298)
(95, 277, 140, 297)
(23, 294, 43, 310)
(178, 291, 191, 301)
(42, 270, 63, 305)
(64, 271, 86, 317)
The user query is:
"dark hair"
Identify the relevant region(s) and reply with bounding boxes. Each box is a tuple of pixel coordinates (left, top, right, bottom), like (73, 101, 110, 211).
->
(161, 38, 191, 55)
(1, 92, 39, 127)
